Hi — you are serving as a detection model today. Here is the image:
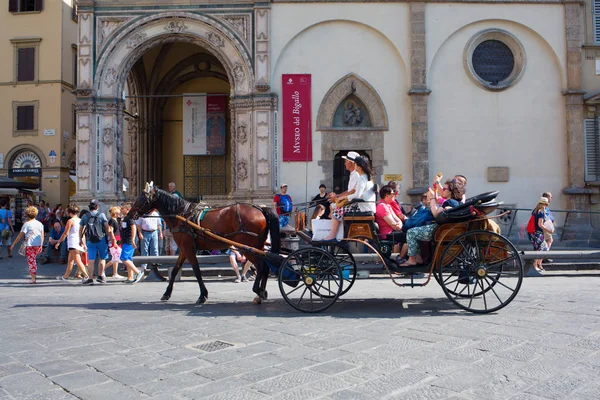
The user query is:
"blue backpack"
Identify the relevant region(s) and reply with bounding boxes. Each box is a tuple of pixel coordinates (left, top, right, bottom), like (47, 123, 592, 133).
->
(402, 207, 434, 232)
(279, 195, 293, 213)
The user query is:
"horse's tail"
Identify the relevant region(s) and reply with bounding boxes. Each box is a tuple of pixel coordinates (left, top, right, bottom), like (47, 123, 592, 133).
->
(261, 206, 280, 254)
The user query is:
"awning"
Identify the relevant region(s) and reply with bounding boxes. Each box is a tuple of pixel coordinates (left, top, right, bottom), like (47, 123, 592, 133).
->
(0, 189, 20, 195)
(0, 176, 39, 189)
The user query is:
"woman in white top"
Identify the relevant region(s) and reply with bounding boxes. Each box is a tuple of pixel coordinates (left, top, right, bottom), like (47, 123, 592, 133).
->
(55, 205, 88, 281)
(11, 206, 44, 284)
(324, 156, 377, 240)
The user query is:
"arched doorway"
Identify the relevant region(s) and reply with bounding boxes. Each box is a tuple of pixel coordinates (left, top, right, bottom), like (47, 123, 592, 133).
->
(123, 42, 233, 201)
(74, 11, 277, 205)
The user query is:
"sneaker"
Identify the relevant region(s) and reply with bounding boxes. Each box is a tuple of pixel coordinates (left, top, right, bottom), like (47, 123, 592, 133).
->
(82, 278, 94, 285)
(96, 276, 106, 284)
(124, 279, 135, 284)
(234, 277, 241, 283)
(134, 270, 145, 283)
(56, 276, 68, 282)
(241, 276, 248, 282)
(112, 274, 125, 280)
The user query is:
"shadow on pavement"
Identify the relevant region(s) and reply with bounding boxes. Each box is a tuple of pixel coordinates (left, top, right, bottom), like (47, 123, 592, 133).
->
(10, 296, 467, 318)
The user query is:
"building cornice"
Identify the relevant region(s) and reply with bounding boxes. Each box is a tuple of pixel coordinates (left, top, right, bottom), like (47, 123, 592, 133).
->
(0, 80, 75, 89)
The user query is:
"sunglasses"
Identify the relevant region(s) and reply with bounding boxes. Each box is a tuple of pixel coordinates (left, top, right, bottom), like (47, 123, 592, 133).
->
(442, 187, 450, 191)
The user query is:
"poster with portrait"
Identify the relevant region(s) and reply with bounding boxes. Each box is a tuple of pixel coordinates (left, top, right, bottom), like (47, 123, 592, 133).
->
(183, 94, 226, 155)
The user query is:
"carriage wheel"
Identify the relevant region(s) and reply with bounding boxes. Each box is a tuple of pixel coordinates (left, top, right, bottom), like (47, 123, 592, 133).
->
(278, 247, 342, 313)
(318, 244, 356, 297)
(437, 230, 523, 313)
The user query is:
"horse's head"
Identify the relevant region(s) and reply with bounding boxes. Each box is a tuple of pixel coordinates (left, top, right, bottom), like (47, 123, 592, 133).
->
(130, 181, 157, 220)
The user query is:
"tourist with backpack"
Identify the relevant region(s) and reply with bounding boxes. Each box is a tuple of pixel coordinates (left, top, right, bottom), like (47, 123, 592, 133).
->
(273, 184, 293, 228)
(79, 199, 116, 285)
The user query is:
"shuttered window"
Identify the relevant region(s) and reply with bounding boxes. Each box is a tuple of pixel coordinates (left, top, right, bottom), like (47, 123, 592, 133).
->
(16, 106, 35, 131)
(17, 47, 34, 82)
(584, 118, 600, 181)
(595, 1, 600, 44)
(9, 0, 43, 13)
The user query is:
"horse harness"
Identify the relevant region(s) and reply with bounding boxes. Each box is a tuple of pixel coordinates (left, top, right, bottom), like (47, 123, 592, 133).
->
(169, 202, 261, 242)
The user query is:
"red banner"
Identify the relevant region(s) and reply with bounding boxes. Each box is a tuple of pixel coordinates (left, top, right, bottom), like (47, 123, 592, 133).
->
(282, 74, 312, 161)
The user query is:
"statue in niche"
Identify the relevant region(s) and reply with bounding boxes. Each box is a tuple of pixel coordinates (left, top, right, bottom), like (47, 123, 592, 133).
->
(343, 99, 363, 126)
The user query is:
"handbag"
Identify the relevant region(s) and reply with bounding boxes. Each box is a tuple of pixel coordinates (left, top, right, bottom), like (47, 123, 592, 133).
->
(18, 242, 26, 257)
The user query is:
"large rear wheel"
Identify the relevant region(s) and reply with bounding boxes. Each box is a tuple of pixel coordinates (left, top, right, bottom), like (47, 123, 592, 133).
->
(437, 230, 523, 313)
(278, 247, 342, 313)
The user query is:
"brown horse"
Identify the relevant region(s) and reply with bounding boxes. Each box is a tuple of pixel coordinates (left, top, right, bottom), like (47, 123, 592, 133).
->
(130, 182, 280, 305)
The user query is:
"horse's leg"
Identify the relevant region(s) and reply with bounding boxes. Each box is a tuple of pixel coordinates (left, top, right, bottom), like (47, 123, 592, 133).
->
(252, 258, 269, 304)
(186, 248, 208, 305)
(161, 252, 186, 301)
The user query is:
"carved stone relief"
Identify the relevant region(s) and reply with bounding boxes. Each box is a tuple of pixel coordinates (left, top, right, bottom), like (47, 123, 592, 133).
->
(233, 64, 245, 83)
(102, 127, 114, 146)
(254, 8, 270, 92)
(237, 160, 248, 181)
(236, 123, 248, 144)
(165, 19, 187, 33)
(103, 164, 114, 183)
(78, 125, 91, 142)
(77, 163, 90, 178)
(103, 68, 118, 88)
(125, 32, 147, 49)
(97, 17, 128, 48)
(207, 32, 225, 48)
(257, 160, 270, 176)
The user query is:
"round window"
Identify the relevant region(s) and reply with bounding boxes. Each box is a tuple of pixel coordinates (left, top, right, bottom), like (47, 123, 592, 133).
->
(464, 29, 525, 91)
(472, 40, 514, 85)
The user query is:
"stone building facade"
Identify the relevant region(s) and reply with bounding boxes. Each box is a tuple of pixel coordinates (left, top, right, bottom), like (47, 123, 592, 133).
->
(74, 0, 588, 228)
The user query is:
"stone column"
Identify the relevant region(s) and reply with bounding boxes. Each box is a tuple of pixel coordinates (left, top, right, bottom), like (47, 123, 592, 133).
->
(95, 98, 125, 203)
(230, 95, 277, 204)
(230, 97, 253, 197)
(72, 1, 95, 203)
(562, 0, 593, 241)
(254, 5, 271, 92)
(408, 2, 431, 198)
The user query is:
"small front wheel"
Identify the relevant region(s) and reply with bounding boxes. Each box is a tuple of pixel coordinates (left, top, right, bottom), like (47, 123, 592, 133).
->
(278, 247, 342, 313)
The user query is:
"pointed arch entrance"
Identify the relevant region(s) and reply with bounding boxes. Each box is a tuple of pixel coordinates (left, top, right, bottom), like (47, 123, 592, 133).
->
(316, 73, 389, 188)
(74, 11, 276, 204)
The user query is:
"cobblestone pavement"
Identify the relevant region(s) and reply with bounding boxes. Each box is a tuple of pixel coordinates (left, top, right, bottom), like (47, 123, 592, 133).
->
(0, 255, 599, 400)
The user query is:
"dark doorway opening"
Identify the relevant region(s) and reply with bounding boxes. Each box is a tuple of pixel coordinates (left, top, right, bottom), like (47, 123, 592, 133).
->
(332, 150, 371, 194)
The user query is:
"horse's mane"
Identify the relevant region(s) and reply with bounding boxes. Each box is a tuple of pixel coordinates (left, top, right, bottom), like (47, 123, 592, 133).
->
(154, 188, 198, 217)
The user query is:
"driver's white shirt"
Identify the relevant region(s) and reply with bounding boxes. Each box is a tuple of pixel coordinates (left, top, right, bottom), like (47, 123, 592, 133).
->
(347, 170, 360, 200)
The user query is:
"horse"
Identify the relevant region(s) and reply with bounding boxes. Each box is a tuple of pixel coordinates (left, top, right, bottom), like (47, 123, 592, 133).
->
(129, 182, 280, 305)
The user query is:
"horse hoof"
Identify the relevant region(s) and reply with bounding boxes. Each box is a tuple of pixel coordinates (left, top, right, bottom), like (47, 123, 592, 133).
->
(161, 295, 170, 301)
(196, 296, 207, 305)
(253, 296, 262, 305)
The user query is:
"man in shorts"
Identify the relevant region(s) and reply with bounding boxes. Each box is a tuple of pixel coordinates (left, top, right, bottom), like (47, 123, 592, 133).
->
(79, 199, 116, 285)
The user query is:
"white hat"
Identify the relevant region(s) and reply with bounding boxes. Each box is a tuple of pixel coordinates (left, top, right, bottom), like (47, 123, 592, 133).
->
(342, 151, 360, 163)
(280, 183, 288, 188)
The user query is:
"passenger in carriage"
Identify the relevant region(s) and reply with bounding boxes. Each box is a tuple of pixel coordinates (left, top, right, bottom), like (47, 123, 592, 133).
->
(376, 185, 408, 258)
(323, 156, 377, 241)
(399, 179, 464, 266)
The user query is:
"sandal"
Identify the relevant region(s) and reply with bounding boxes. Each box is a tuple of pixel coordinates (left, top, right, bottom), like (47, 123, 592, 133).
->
(398, 261, 418, 267)
(28, 280, 36, 284)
